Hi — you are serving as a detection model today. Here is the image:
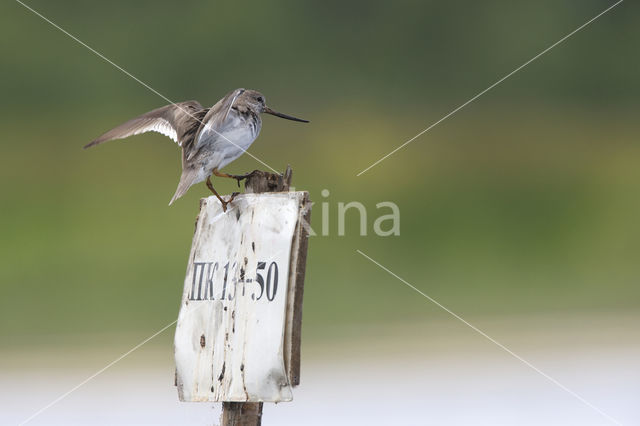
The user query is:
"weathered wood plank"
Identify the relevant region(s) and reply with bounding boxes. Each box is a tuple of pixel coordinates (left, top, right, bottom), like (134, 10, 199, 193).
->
(220, 166, 305, 426)
(283, 192, 311, 386)
(221, 402, 263, 426)
(244, 165, 309, 385)
(244, 166, 292, 193)
(174, 191, 308, 402)
(175, 166, 310, 426)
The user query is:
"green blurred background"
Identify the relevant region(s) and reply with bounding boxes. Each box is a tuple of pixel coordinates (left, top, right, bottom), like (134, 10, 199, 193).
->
(1, 0, 638, 347)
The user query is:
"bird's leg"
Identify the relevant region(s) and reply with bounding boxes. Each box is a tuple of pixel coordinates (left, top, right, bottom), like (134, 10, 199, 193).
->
(206, 176, 230, 212)
(213, 168, 251, 188)
(227, 191, 240, 204)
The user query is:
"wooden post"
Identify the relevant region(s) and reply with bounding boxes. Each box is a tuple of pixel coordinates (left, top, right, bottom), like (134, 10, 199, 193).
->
(221, 401, 263, 426)
(174, 165, 309, 423)
(215, 165, 309, 426)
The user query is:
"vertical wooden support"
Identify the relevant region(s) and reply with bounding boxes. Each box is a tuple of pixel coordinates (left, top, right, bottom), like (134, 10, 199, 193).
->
(282, 174, 310, 387)
(220, 165, 308, 426)
(221, 401, 263, 426)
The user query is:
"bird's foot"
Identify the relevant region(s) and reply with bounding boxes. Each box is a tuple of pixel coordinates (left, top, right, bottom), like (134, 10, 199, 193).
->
(227, 192, 240, 206)
(207, 175, 242, 212)
(213, 169, 252, 188)
(219, 192, 240, 212)
(230, 173, 251, 188)
(207, 176, 229, 212)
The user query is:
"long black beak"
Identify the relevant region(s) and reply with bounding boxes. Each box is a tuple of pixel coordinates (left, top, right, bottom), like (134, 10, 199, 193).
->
(263, 106, 309, 123)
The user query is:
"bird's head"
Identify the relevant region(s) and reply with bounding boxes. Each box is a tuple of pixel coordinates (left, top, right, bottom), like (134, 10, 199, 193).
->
(238, 89, 309, 123)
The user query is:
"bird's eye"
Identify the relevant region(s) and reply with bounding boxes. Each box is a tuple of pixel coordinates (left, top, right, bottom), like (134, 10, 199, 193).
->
(257, 97, 264, 103)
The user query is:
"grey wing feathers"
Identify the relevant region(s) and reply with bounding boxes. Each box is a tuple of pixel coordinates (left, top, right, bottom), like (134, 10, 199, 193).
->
(187, 88, 245, 160)
(84, 101, 204, 149)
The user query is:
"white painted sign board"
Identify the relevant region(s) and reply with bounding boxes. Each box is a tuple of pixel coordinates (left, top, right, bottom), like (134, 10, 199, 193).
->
(174, 192, 309, 402)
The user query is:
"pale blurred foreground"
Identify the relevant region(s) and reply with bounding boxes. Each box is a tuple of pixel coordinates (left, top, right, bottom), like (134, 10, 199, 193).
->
(2, 313, 638, 426)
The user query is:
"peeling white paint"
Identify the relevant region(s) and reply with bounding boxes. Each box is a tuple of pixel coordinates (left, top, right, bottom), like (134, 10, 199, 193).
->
(175, 192, 307, 402)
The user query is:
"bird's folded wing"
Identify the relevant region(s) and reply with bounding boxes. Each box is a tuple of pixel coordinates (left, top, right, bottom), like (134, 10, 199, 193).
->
(84, 101, 204, 149)
(187, 88, 245, 160)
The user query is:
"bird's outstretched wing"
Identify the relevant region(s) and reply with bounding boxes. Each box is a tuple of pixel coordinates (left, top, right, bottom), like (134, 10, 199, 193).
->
(187, 88, 245, 160)
(84, 101, 206, 149)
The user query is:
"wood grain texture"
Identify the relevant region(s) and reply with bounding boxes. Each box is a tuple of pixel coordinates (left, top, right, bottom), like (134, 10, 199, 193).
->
(244, 165, 292, 193)
(222, 402, 263, 426)
(284, 191, 311, 386)
(173, 166, 308, 425)
(221, 166, 308, 426)
(175, 193, 302, 402)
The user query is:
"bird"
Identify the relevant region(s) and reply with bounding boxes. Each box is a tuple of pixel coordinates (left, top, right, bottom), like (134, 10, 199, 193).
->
(84, 88, 308, 211)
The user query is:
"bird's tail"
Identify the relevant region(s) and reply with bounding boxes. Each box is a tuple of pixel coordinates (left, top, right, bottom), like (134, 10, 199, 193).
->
(169, 168, 199, 205)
